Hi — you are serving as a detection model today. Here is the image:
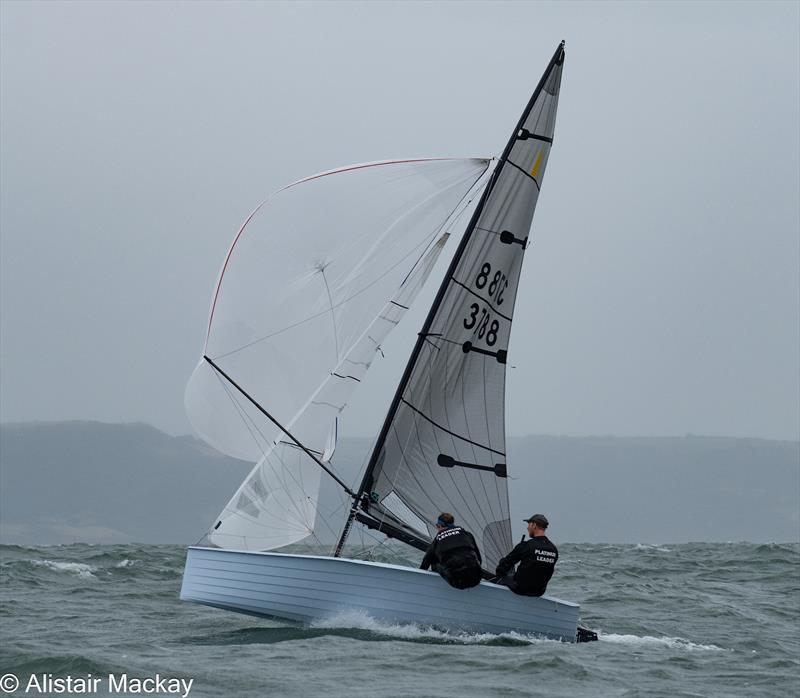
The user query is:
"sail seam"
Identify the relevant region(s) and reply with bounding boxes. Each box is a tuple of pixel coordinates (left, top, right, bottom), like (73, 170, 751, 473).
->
(506, 160, 541, 189)
(399, 398, 506, 456)
(449, 278, 513, 322)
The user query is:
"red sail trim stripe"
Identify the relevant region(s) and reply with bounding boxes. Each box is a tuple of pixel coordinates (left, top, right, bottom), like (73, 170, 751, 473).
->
(204, 157, 486, 348)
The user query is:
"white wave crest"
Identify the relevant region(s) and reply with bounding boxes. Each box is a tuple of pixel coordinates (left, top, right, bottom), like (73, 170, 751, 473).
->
(32, 560, 97, 578)
(115, 559, 134, 568)
(310, 609, 558, 644)
(634, 544, 673, 552)
(600, 633, 723, 651)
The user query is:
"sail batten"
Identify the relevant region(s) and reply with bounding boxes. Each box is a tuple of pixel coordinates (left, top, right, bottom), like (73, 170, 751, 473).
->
(337, 43, 565, 570)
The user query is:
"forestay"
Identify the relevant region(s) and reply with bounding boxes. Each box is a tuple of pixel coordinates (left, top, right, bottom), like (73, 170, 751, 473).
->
(185, 158, 491, 550)
(345, 45, 565, 571)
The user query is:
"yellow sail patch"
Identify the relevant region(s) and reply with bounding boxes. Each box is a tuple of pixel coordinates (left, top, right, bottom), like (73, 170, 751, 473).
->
(530, 149, 544, 179)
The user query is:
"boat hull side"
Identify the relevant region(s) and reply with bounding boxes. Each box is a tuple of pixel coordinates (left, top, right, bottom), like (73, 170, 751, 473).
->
(180, 547, 580, 642)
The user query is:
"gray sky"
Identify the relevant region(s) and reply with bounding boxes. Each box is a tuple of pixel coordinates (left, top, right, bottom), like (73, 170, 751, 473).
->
(1, 1, 798, 441)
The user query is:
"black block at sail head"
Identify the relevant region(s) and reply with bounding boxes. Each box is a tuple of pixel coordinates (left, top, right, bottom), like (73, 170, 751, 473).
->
(338, 42, 565, 571)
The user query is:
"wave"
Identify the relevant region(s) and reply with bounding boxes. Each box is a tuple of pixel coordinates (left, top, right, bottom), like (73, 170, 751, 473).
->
(599, 633, 725, 651)
(3, 652, 123, 678)
(309, 609, 561, 645)
(634, 543, 673, 552)
(30, 560, 97, 579)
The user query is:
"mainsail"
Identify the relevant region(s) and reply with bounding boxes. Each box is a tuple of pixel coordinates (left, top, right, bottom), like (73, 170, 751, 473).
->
(338, 43, 565, 571)
(185, 158, 491, 550)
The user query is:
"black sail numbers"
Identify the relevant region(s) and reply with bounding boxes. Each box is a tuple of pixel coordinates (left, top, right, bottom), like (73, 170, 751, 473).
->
(460, 257, 514, 362)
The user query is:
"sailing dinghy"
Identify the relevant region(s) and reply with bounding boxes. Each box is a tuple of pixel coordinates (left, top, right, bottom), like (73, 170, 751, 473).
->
(181, 42, 593, 642)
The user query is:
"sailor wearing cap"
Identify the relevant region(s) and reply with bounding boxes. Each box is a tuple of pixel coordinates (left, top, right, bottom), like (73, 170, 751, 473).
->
(494, 513, 558, 596)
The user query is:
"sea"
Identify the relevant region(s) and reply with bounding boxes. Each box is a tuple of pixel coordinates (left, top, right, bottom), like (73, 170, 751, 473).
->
(1, 542, 798, 698)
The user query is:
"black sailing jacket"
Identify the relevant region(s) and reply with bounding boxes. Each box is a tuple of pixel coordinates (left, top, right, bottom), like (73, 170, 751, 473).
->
(420, 525, 482, 587)
(495, 535, 558, 596)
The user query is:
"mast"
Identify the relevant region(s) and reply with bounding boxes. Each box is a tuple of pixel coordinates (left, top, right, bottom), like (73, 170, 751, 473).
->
(335, 41, 566, 557)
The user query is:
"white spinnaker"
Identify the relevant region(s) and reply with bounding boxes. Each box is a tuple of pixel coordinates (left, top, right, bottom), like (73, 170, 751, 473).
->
(208, 233, 455, 550)
(185, 158, 490, 464)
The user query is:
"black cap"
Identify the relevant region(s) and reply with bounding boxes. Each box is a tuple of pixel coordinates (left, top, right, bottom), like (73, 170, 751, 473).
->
(523, 514, 549, 528)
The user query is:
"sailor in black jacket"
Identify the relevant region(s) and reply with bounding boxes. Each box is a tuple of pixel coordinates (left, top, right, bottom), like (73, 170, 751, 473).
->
(495, 513, 558, 596)
(420, 512, 483, 589)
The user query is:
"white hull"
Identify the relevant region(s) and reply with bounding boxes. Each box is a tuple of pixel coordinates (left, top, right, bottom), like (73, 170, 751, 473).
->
(180, 546, 581, 642)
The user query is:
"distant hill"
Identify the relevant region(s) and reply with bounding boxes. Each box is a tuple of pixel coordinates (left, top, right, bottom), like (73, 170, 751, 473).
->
(0, 422, 251, 544)
(505, 435, 799, 543)
(1, 422, 797, 544)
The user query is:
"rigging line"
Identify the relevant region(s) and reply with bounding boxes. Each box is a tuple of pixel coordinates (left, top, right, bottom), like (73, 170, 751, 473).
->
(230, 445, 316, 531)
(270, 444, 323, 533)
(204, 356, 356, 497)
(211, 375, 311, 530)
(319, 267, 340, 362)
(449, 278, 513, 323)
(222, 477, 314, 530)
(213, 370, 272, 458)
(224, 452, 342, 546)
(279, 441, 324, 457)
(228, 426, 347, 548)
(209, 418, 314, 534)
(326, 501, 354, 556)
(399, 398, 505, 457)
(398, 162, 491, 288)
(351, 524, 398, 560)
(224, 508, 314, 540)
(269, 472, 343, 548)
(506, 159, 541, 189)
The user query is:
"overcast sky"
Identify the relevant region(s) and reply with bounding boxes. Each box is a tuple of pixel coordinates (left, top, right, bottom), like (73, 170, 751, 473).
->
(1, 1, 798, 442)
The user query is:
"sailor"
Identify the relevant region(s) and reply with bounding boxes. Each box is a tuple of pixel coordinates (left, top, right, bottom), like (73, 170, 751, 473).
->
(420, 512, 483, 589)
(494, 513, 558, 597)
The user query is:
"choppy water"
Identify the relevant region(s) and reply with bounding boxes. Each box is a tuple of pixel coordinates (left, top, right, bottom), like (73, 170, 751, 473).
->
(1, 542, 798, 697)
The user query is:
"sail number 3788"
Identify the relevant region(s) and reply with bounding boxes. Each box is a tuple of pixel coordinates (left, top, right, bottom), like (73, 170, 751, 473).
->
(462, 262, 507, 347)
